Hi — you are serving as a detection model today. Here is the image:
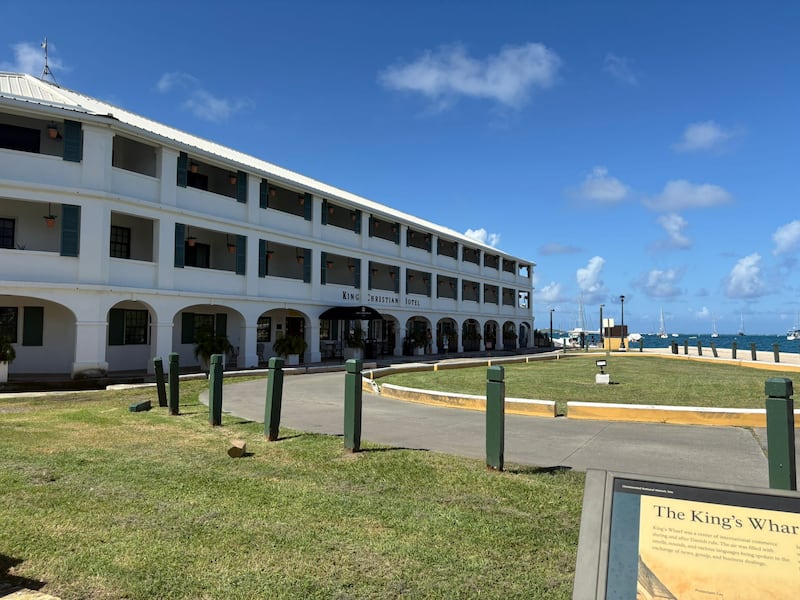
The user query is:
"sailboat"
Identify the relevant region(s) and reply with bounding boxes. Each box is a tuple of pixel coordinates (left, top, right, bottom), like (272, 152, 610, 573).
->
(711, 314, 719, 338)
(658, 308, 668, 339)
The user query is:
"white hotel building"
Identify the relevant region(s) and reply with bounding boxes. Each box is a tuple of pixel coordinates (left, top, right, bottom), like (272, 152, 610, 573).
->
(0, 72, 535, 378)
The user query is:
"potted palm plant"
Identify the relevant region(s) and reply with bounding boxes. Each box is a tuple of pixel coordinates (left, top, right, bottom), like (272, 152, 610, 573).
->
(273, 335, 307, 366)
(193, 328, 232, 371)
(344, 327, 365, 360)
(0, 337, 16, 384)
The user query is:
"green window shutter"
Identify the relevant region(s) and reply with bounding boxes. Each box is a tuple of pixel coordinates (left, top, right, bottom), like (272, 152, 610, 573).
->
(181, 312, 194, 344)
(236, 170, 247, 203)
(215, 313, 227, 337)
(353, 210, 362, 234)
(320, 251, 327, 285)
(354, 258, 361, 288)
(259, 179, 268, 209)
(177, 152, 188, 187)
(63, 119, 82, 162)
(321, 199, 328, 225)
(108, 308, 125, 346)
(303, 193, 313, 220)
(60, 204, 80, 257)
(394, 223, 400, 245)
(303, 249, 311, 283)
(174, 223, 185, 268)
(22, 306, 44, 346)
(258, 239, 267, 277)
(235, 234, 246, 275)
(394, 269, 399, 293)
(367, 261, 374, 289)
(425, 274, 431, 296)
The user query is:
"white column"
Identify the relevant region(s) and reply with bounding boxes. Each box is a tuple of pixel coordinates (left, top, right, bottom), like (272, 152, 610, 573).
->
(159, 148, 179, 206)
(241, 323, 259, 369)
(152, 319, 174, 374)
(72, 319, 109, 378)
(308, 320, 321, 363)
(77, 201, 110, 284)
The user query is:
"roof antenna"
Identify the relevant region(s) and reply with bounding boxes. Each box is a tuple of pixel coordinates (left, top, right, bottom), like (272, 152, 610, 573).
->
(40, 37, 58, 85)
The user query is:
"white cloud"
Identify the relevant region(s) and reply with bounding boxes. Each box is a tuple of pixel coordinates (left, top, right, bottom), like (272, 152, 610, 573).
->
(725, 253, 765, 298)
(603, 53, 638, 86)
(772, 220, 800, 255)
(1, 41, 65, 77)
(575, 166, 629, 203)
(576, 256, 606, 298)
(537, 282, 562, 303)
(379, 42, 561, 109)
(644, 180, 732, 211)
(464, 228, 500, 247)
(694, 306, 711, 319)
(655, 213, 691, 249)
(641, 268, 682, 298)
(156, 72, 252, 122)
(539, 242, 581, 255)
(673, 121, 735, 152)
(156, 71, 198, 93)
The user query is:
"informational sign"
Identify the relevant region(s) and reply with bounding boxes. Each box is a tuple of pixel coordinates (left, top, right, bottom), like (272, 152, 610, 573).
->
(573, 470, 800, 599)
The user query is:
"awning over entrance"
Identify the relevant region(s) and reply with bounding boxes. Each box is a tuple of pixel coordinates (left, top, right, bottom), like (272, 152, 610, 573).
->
(319, 305, 383, 321)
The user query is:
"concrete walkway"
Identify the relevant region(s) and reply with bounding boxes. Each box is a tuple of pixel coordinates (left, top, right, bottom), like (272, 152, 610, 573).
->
(211, 367, 799, 490)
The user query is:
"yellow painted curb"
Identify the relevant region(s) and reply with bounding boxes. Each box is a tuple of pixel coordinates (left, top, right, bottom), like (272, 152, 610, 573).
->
(567, 401, 800, 427)
(379, 383, 556, 417)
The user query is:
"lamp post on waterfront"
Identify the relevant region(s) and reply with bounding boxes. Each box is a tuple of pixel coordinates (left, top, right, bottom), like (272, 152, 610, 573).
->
(549, 308, 555, 350)
(599, 304, 604, 350)
(619, 295, 626, 351)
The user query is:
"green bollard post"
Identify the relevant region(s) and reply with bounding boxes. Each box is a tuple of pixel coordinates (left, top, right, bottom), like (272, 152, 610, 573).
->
(153, 357, 167, 407)
(344, 359, 363, 452)
(750, 342, 757, 361)
(732, 340, 737, 359)
(264, 357, 285, 441)
(671, 341, 678, 355)
(486, 366, 505, 471)
(773, 343, 780, 363)
(711, 342, 718, 358)
(683, 340, 688, 355)
(209, 354, 223, 426)
(765, 378, 796, 491)
(168, 352, 180, 416)
(696, 340, 703, 356)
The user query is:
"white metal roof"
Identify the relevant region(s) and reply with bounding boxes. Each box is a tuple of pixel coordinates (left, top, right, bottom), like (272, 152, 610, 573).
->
(0, 72, 533, 266)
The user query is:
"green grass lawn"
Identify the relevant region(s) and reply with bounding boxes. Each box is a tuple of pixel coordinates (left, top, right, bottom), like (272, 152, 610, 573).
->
(380, 354, 800, 415)
(0, 383, 585, 599)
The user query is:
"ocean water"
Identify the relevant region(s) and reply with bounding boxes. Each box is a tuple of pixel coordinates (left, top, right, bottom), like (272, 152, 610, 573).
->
(636, 333, 800, 355)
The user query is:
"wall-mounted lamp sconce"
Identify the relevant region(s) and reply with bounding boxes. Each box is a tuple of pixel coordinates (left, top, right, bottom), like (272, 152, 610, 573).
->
(269, 188, 277, 197)
(328, 205, 335, 215)
(226, 234, 236, 254)
(229, 173, 237, 185)
(350, 212, 357, 222)
(297, 194, 305, 205)
(47, 123, 61, 140)
(326, 260, 334, 269)
(187, 226, 197, 247)
(266, 250, 274, 260)
(189, 162, 199, 174)
(296, 250, 304, 264)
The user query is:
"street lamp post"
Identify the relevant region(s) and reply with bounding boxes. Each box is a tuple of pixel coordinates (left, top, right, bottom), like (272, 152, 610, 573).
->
(549, 308, 555, 350)
(619, 295, 626, 351)
(599, 304, 604, 350)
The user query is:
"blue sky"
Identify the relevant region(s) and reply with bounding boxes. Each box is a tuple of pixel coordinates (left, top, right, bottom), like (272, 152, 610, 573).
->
(3, 1, 799, 334)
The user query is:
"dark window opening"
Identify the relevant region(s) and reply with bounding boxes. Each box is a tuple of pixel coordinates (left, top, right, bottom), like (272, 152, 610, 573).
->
(0, 218, 14, 249)
(185, 242, 210, 268)
(0, 123, 40, 153)
(110, 225, 131, 259)
(0, 307, 19, 342)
